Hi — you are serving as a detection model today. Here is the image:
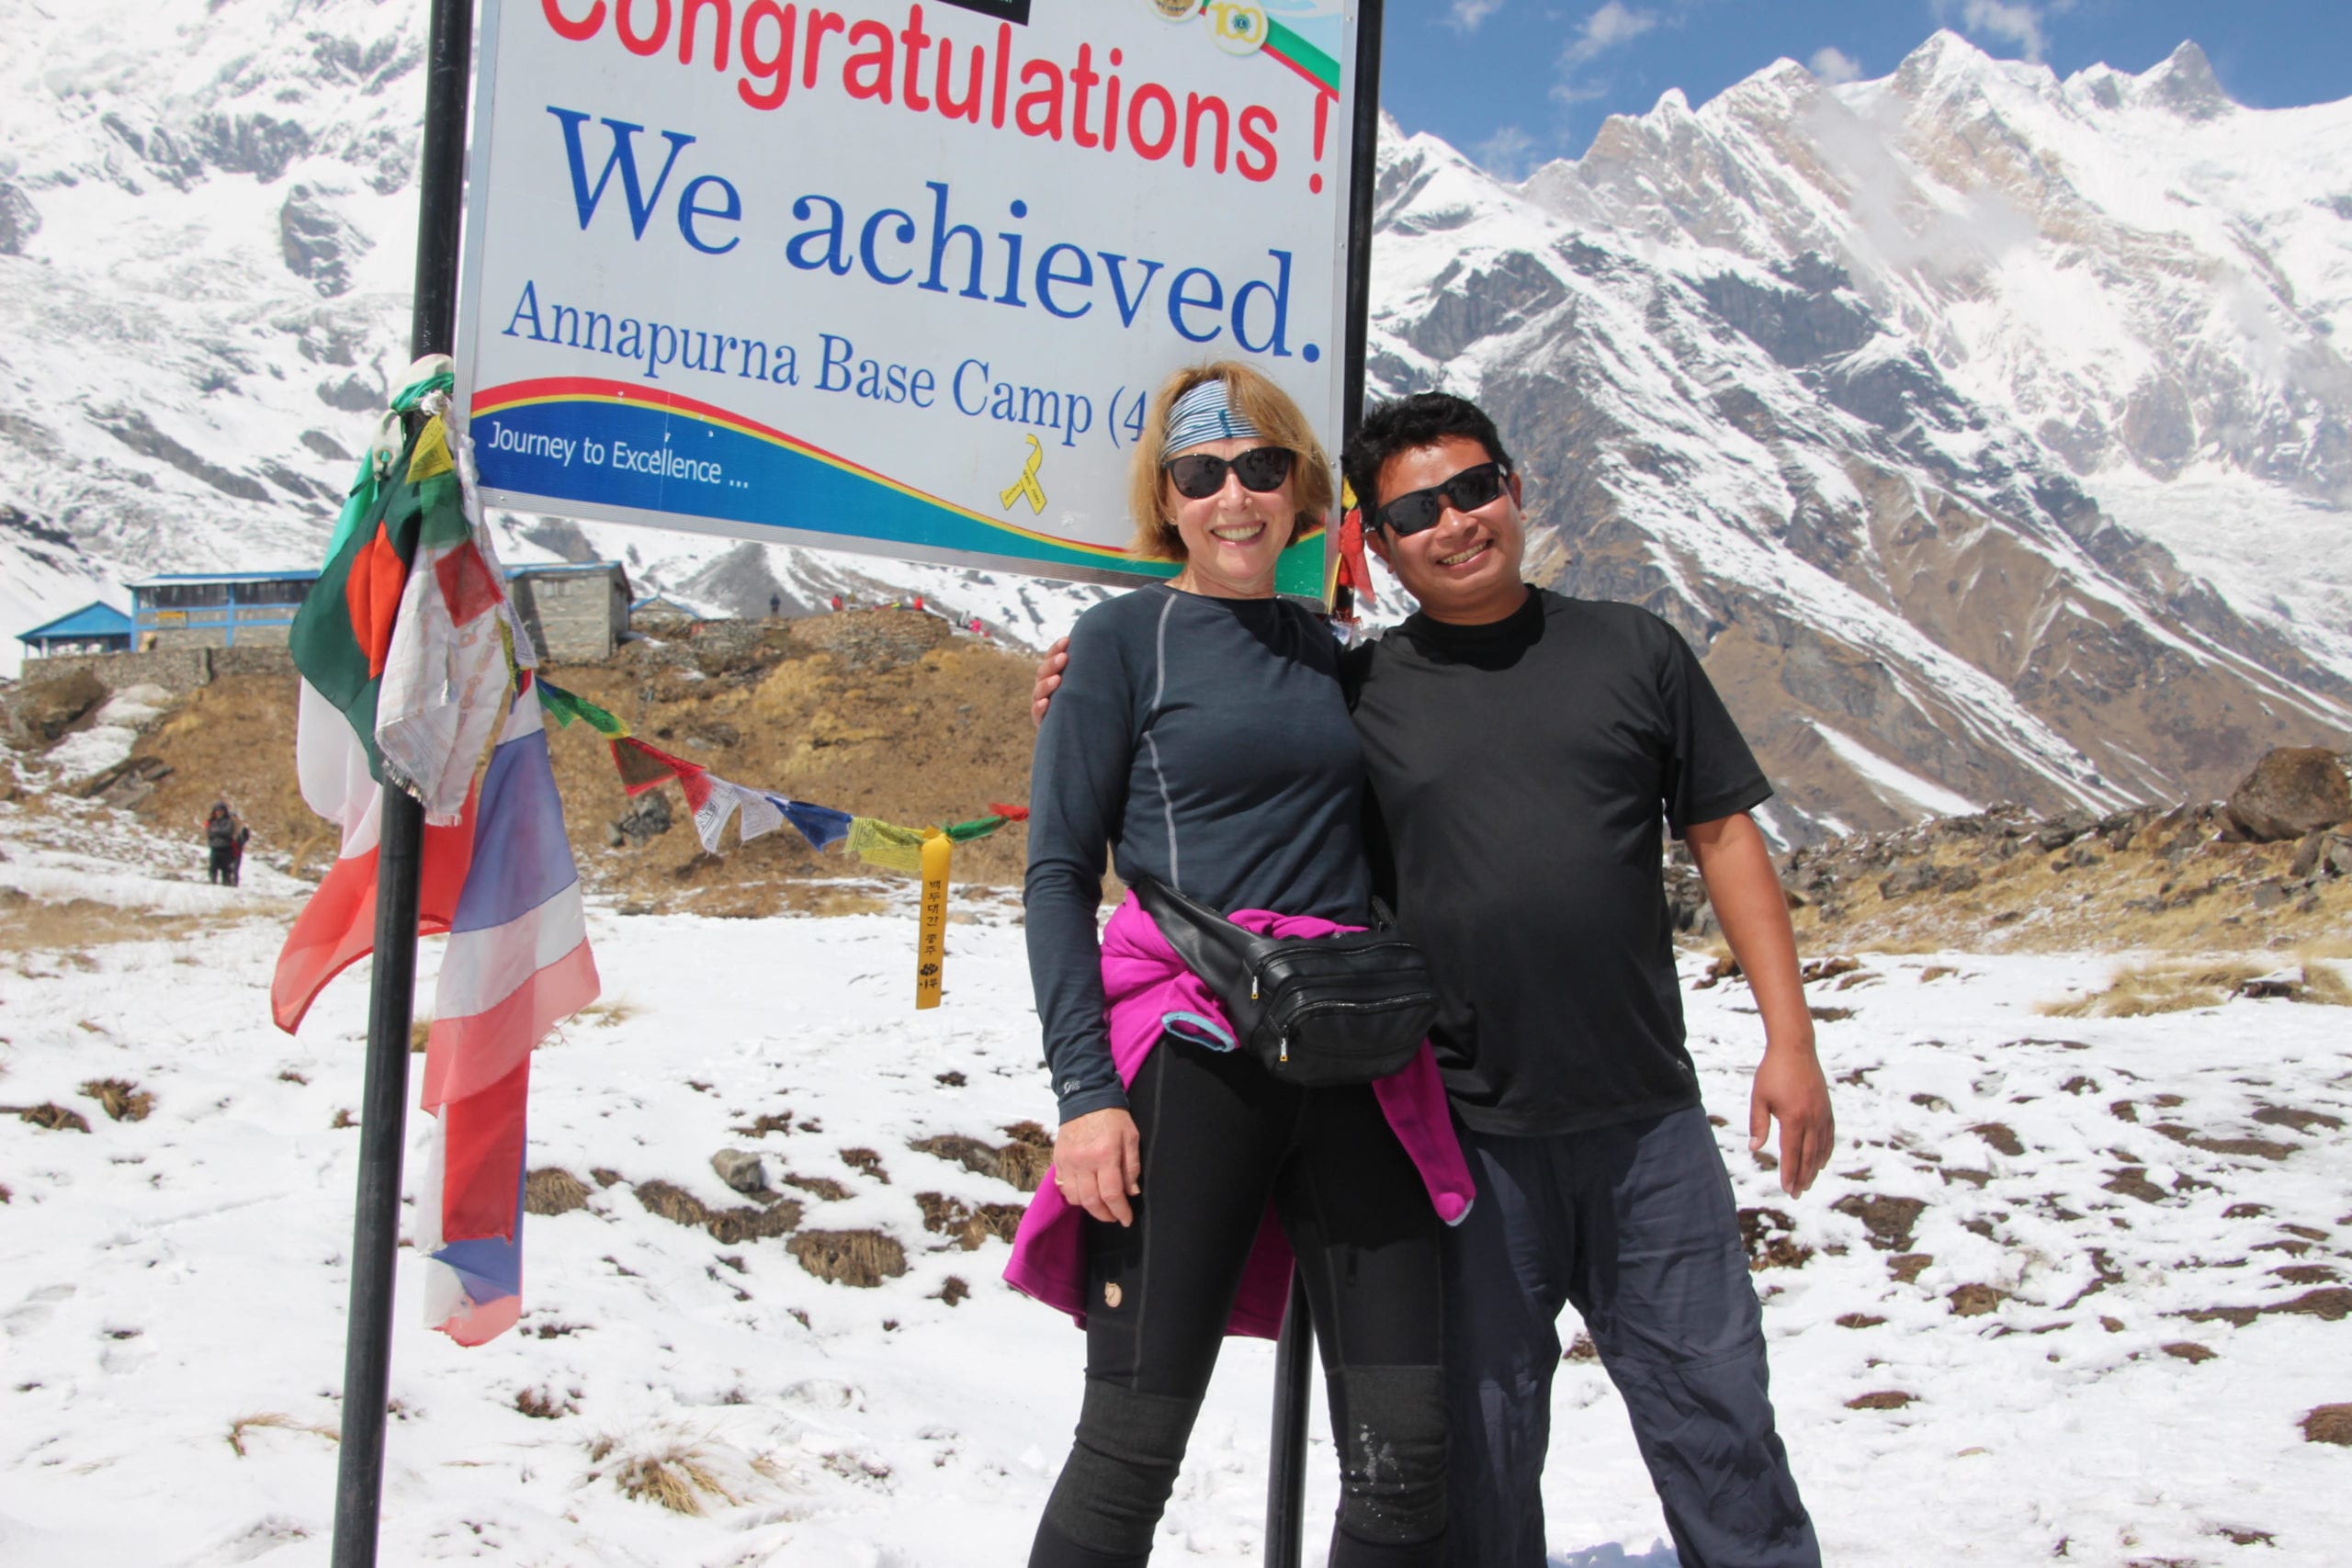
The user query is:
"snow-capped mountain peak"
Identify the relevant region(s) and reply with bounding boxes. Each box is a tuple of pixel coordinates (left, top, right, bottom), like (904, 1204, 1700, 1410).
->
(4, 10, 2346, 834)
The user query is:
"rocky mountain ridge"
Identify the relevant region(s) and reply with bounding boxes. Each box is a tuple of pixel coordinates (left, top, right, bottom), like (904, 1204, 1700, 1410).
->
(1366, 33, 2352, 839)
(1, 9, 2348, 836)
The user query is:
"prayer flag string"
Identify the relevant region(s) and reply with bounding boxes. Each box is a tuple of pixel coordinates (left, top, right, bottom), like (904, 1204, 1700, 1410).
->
(532, 676, 1025, 1006)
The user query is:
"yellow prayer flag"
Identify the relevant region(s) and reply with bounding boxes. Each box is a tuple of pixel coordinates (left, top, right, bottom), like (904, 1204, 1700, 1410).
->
(846, 817, 927, 874)
(407, 415, 456, 482)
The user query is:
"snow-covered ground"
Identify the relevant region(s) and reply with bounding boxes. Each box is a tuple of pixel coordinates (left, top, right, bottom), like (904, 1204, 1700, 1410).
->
(2, 796, 2348, 1565)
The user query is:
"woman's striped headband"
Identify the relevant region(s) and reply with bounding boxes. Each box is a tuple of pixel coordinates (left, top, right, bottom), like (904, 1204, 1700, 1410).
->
(1161, 378, 1264, 456)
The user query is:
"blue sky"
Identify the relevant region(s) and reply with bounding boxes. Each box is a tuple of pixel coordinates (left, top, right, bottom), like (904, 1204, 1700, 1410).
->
(1380, 0, 2352, 178)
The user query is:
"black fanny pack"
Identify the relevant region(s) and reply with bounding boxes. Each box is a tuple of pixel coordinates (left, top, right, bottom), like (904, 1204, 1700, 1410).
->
(1131, 876, 1438, 1088)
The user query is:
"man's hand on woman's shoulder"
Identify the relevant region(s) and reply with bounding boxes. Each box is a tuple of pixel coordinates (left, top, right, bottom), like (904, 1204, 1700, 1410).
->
(1032, 637, 1071, 728)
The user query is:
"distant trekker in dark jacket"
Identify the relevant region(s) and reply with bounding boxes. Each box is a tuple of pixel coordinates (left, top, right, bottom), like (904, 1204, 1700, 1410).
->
(204, 801, 243, 886)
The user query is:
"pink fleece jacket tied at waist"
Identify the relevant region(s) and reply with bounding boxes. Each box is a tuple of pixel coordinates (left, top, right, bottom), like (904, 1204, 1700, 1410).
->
(1002, 893, 1476, 1337)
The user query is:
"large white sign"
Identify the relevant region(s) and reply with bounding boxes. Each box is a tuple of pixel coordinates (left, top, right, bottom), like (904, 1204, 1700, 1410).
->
(455, 0, 1364, 595)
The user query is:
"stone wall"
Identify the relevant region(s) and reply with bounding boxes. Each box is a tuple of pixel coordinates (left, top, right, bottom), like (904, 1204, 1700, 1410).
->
(17, 644, 293, 694)
(210, 646, 297, 680)
(20, 648, 215, 694)
(512, 571, 625, 662)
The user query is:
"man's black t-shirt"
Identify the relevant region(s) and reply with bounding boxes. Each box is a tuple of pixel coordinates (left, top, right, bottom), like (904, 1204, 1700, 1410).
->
(1345, 588, 1771, 1136)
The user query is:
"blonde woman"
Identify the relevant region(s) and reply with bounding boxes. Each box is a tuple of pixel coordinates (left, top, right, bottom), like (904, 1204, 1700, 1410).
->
(1007, 362, 1469, 1567)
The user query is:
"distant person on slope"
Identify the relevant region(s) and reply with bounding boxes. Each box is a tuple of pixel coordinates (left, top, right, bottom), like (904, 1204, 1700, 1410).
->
(1007, 364, 1469, 1567)
(1033, 392, 1833, 1568)
(204, 801, 242, 886)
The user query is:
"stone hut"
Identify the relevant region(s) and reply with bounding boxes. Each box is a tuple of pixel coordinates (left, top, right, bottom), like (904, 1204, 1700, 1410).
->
(507, 561, 631, 663)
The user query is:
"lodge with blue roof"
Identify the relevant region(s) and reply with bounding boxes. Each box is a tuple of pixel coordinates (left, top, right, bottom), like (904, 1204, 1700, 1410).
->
(16, 602, 134, 659)
(18, 559, 634, 676)
(130, 570, 320, 649)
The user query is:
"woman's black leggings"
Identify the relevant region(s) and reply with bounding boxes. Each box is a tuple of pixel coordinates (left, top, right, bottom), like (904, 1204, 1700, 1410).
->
(1029, 1038, 1449, 1567)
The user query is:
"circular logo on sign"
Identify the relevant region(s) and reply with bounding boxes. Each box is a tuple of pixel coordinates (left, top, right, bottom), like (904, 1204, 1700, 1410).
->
(1205, 1, 1269, 55)
(1144, 0, 1203, 20)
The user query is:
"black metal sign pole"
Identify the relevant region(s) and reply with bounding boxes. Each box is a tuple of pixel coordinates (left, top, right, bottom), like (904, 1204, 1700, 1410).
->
(1266, 8, 1385, 1562)
(328, 2, 473, 1563)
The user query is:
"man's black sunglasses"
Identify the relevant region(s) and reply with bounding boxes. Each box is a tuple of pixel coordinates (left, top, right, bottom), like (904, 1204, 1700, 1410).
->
(1374, 461, 1510, 536)
(1162, 446, 1295, 501)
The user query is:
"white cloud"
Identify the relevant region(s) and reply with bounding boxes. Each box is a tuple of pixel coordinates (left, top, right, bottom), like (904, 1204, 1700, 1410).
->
(1936, 0, 2074, 63)
(1473, 125, 1541, 181)
(1444, 0, 1506, 31)
(1553, 1, 1657, 106)
(1810, 46, 1862, 85)
(1550, 77, 1611, 107)
(1561, 1, 1658, 67)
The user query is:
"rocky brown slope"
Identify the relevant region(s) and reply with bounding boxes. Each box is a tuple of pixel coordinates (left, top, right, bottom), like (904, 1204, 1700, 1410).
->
(7, 610, 1039, 917)
(1667, 751, 2352, 956)
(9, 618, 2346, 952)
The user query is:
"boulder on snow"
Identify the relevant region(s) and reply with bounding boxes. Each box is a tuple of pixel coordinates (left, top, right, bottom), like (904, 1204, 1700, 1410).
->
(3, 667, 107, 746)
(710, 1147, 772, 1196)
(2225, 748, 2351, 842)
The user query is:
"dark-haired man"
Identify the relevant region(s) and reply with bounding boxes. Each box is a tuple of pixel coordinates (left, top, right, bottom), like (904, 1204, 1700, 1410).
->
(1031, 392, 1829, 1566)
(1340, 393, 1826, 1567)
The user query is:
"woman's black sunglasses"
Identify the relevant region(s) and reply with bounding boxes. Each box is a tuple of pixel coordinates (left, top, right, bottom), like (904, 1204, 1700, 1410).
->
(1162, 446, 1296, 501)
(1374, 461, 1510, 536)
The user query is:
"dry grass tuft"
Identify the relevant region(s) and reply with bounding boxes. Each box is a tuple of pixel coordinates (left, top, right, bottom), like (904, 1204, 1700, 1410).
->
(1845, 1391, 1916, 1411)
(2301, 1404, 2352, 1445)
(524, 1168, 594, 1217)
(80, 1078, 152, 1122)
(840, 1147, 890, 1184)
(631, 1179, 717, 1229)
(784, 1172, 854, 1201)
(1831, 1193, 1926, 1252)
(908, 1127, 1051, 1193)
(0, 895, 228, 955)
(2298, 959, 2352, 1007)
(787, 1228, 908, 1288)
(574, 999, 639, 1029)
(409, 1019, 431, 1054)
(613, 1446, 732, 1514)
(1737, 1207, 1813, 1271)
(732, 1111, 796, 1138)
(2040, 961, 2267, 1018)
(916, 1191, 1026, 1250)
(1948, 1283, 2006, 1317)
(632, 1179, 802, 1245)
(6, 1102, 92, 1134)
(0, 1181, 12, 1204)
(228, 1413, 340, 1458)
(587, 1427, 786, 1515)
(514, 1387, 579, 1420)
(2046, 958, 2352, 1017)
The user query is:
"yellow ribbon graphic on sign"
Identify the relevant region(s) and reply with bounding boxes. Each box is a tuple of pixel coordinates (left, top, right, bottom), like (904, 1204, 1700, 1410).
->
(1000, 434, 1047, 514)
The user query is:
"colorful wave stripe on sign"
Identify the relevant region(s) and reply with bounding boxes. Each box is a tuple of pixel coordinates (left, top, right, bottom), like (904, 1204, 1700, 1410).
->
(469, 378, 1326, 593)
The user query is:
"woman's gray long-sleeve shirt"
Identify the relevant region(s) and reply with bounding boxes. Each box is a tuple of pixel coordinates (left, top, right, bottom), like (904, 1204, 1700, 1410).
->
(1024, 585, 1372, 1122)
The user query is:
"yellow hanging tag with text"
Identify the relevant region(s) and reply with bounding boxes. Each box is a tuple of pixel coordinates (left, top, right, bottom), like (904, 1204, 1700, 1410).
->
(916, 830, 952, 1010)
